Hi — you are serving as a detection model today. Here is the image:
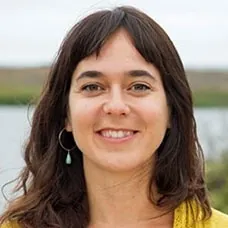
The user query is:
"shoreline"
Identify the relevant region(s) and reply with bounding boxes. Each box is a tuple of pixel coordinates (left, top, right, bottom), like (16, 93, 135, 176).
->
(0, 90, 227, 107)
(1, 67, 228, 107)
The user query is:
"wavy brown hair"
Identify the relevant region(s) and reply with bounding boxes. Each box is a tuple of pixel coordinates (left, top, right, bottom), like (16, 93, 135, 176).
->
(0, 5, 211, 228)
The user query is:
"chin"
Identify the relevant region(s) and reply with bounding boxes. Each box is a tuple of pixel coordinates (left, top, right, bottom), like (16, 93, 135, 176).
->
(96, 155, 151, 173)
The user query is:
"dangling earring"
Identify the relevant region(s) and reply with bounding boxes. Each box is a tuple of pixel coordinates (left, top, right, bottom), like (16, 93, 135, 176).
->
(58, 128, 76, 165)
(65, 150, 72, 165)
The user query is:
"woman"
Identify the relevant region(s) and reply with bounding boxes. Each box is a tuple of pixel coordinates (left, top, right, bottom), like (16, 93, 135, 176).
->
(1, 5, 228, 228)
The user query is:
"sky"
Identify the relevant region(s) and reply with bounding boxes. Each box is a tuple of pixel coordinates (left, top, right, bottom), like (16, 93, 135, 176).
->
(0, 0, 228, 68)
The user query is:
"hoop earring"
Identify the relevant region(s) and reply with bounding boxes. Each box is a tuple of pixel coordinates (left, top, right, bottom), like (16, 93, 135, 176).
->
(58, 128, 76, 165)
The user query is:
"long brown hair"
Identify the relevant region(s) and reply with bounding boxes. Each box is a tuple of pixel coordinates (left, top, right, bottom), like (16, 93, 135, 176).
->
(0, 6, 211, 228)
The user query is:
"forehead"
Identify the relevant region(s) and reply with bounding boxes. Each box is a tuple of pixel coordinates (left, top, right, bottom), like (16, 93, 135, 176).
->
(74, 29, 161, 79)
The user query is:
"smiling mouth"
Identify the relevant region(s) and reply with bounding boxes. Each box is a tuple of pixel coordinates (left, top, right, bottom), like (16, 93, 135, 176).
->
(96, 129, 139, 140)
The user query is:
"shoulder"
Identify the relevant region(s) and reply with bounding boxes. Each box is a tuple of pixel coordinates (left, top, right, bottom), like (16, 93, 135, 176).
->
(174, 200, 228, 228)
(0, 221, 20, 228)
(206, 208, 228, 226)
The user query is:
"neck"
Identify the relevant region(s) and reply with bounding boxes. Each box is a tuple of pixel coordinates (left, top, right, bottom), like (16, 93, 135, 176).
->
(83, 159, 173, 227)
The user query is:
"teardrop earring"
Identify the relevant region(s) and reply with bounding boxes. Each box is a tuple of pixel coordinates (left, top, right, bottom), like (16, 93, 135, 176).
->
(65, 150, 72, 165)
(58, 128, 76, 165)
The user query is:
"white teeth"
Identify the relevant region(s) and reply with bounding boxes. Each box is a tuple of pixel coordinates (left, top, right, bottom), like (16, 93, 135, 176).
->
(117, 131, 122, 138)
(100, 130, 134, 139)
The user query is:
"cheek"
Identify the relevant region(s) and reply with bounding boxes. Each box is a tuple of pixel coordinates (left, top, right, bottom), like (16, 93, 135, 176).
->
(140, 99, 169, 128)
(69, 98, 100, 130)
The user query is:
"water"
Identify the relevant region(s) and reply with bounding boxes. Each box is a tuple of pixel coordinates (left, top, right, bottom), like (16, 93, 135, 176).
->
(0, 106, 228, 213)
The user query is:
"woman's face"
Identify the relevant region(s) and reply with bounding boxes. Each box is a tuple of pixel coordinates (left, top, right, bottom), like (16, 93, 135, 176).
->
(66, 29, 170, 172)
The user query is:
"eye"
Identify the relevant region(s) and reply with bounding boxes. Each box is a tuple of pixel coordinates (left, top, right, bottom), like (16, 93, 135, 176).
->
(130, 83, 151, 92)
(81, 84, 103, 92)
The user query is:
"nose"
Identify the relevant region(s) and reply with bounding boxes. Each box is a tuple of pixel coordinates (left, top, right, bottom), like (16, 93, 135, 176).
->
(102, 88, 130, 116)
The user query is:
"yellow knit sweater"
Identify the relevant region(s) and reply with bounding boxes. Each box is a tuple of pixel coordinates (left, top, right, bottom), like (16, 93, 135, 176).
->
(1, 201, 228, 227)
(174, 201, 228, 227)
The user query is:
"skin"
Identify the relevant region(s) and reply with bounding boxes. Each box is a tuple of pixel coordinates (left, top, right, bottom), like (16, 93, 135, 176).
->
(66, 29, 173, 227)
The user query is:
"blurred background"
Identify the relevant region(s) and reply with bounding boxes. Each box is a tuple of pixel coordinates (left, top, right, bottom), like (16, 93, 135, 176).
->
(0, 0, 228, 214)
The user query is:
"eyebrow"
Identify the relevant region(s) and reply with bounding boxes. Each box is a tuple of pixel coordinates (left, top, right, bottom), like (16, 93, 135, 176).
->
(76, 70, 157, 82)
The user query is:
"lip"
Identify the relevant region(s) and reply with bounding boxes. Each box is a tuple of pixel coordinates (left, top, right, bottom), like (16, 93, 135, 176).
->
(95, 129, 139, 143)
(96, 128, 139, 132)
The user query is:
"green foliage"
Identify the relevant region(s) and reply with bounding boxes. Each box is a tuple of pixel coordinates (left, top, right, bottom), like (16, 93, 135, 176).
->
(193, 90, 228, 107)
(0, 85, 228, 107)
(206, 150, 228, 213)
(0, 85, 40, 105)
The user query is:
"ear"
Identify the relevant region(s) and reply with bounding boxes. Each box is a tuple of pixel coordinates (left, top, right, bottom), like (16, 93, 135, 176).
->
(65, 118, 72, 132)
